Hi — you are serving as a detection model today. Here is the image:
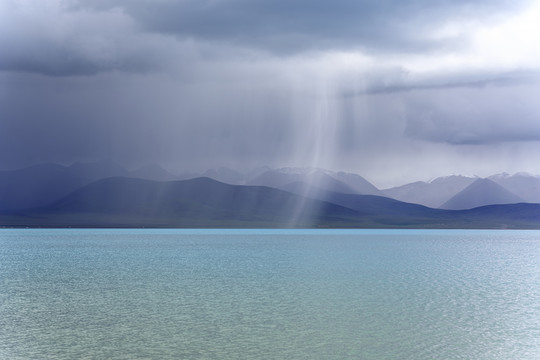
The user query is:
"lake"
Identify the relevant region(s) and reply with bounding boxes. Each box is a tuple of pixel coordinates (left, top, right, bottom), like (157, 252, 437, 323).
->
(0, 229, 538, 359)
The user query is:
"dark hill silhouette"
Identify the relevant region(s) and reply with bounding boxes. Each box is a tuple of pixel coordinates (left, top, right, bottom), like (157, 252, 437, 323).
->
(5, 177, 360, 227)
(464, 203, 540, 221)
(0, 161, 129, 210)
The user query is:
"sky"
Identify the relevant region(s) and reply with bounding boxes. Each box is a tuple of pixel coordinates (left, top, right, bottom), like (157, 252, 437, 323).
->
(1, 0, 540, 188)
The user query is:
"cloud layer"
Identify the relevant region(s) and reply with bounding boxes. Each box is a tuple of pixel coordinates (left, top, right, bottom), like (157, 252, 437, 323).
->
(71, 0, 527, 53)
(1, 0, 539, 186)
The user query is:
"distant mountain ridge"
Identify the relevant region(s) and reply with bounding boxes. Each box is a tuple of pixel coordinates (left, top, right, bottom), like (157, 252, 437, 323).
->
(0, 162, 539, 221)
(1, 176, 539, 229)
(440, 178, 524, 210)
(246, 168, 383, 196)
(382, 175, 477, 208)
(2, 177, 361, 227)
(0, 161, 129, 210)
(488, 172, 540, 203)
(0, 161, 186, 210)
(383, 173, 540, 208)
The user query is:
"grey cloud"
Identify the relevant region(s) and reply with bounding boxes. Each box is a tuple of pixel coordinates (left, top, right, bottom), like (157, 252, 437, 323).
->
(2, 0, 540, 184)
(0, 46, 155, 77)
(71, 0, 527, 54)
(0, 3, 169, 76)
(0, 0, 529, 77)
(403, 83, 540, 145)
(340, 69, 540, 97)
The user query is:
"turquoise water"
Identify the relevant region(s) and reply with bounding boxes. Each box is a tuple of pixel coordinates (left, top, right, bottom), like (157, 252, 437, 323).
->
(0, 229, 538, 359)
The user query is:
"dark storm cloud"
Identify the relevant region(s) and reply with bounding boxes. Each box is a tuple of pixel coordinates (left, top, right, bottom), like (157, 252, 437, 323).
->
(73, 0, 526, 54)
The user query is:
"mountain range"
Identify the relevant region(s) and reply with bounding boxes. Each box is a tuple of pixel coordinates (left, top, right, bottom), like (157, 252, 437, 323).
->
(382, 173, 540, 209)
(440, 178, 524, 210)
(0, 161, 539, 228)
(381, 175, 476, 208)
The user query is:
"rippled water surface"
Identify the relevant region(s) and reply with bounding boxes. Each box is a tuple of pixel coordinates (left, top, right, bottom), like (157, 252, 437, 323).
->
(1, 229, 539, 359)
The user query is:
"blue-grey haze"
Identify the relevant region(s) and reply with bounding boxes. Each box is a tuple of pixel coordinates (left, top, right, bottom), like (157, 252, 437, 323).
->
(2, 1, 540, 186)
(0, 229, 539, 359)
